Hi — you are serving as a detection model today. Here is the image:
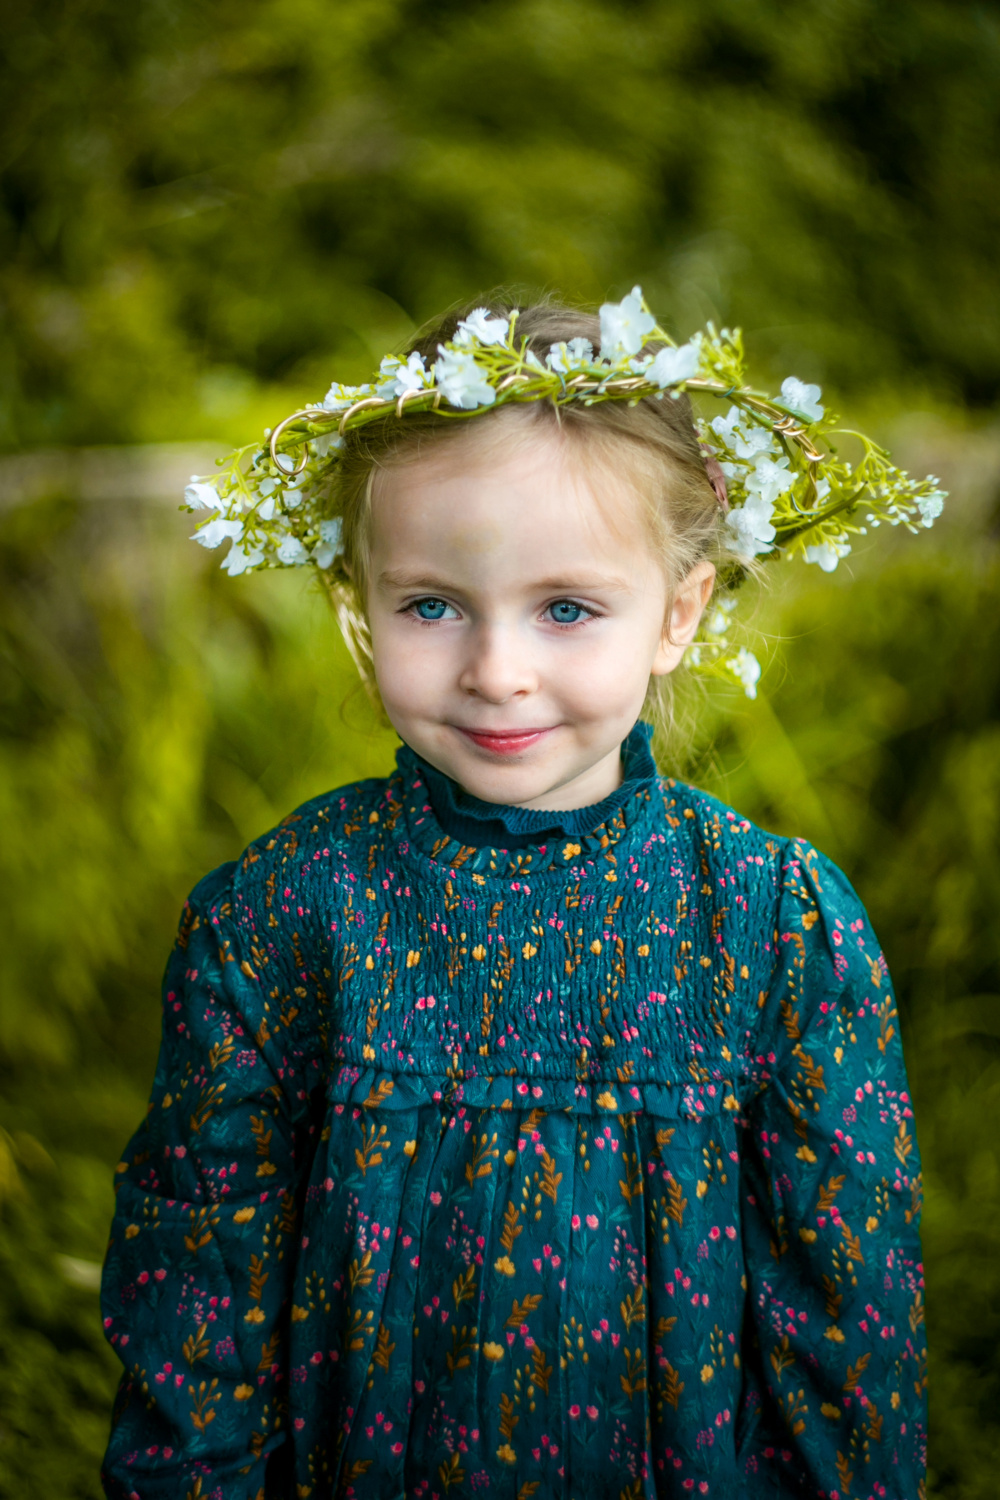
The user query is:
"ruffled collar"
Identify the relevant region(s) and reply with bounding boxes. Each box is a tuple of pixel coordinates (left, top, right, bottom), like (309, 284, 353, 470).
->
(398, 720, 657, 852)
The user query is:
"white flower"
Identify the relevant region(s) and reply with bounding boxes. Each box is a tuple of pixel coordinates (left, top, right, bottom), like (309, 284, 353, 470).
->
(283, 484, 305, 510)
(599, 286, 656, 360)
(276, 536, 309, 565)
(377, 351, 431, 398)
(727, 648, 762, 699)
(780, 377, 824, 423)
(221, 542, 265, 575)
(726, 497, 777, 556)
(321, 381, 370, 413)
(257, 497, 276, 521)
(311, 432, 342, 459)
(704, 607, 731, 638)
(710, 406, 742, 446)
(803, 536, 852, 572)
(546, 338, 594, 373)
(916, 488, 945, 525)
(645, 340, 700, 388)
(746, 453, 795, 506)
(453, 307, 512, 347)
(184, 479, 222, 510)
(433, 347, 497, 409)
(310, 521, 342, 569)
(733, 425, 775, 461)
(192, 517, 243, 549)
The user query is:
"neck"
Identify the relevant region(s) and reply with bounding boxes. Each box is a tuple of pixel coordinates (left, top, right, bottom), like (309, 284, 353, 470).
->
(405, 720, 658, 851)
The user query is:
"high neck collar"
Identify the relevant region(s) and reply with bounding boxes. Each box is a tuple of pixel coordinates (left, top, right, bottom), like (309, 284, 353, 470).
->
(398, 720, 658, 851)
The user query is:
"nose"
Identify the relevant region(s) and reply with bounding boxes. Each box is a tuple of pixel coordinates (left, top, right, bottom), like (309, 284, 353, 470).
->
(457, 622, 537, 704)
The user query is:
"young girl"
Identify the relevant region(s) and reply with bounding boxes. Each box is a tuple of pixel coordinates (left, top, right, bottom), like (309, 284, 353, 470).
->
(101, 293, 934, 1499)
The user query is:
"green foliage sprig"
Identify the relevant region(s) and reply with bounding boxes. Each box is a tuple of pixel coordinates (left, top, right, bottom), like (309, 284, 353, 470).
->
(185, 289, 946, 696)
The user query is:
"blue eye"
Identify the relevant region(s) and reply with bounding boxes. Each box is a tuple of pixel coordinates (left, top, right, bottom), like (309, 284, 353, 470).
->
(413, 597, 451, 620)
(548, 600, 587, 625)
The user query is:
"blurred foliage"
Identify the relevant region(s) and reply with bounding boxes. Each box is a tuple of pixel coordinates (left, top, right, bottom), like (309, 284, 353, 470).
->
(2, 1, 1000, 1496)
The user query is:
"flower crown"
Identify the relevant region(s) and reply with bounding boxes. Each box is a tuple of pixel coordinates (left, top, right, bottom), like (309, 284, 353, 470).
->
(185, 287, 945, 697)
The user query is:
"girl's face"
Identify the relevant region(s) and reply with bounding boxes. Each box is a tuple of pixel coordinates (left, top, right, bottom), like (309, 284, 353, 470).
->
(367, 424, 714, 810)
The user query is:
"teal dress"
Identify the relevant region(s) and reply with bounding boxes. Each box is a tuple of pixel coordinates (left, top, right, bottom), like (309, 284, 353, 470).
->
(100, 726, 927, 1498)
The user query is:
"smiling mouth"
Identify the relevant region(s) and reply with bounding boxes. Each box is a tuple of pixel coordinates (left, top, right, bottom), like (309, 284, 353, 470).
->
(454, 727, 555, 756)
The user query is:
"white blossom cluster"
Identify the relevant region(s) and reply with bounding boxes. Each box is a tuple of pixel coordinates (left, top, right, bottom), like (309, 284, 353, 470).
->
(185, 285, 946, 696)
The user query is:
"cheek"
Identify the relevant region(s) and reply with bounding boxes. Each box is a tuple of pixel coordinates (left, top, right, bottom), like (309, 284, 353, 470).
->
(370, 618, 450, 709)
(549, 624, 661, 709)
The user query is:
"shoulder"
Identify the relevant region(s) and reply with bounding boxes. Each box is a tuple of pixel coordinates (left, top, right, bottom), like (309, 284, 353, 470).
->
(230, 769, 405, 893)
(657, 774, 791, 890)
(659, 777, 864, 906)
(657, 777, 883, 982)
(179, 768, 406, 944)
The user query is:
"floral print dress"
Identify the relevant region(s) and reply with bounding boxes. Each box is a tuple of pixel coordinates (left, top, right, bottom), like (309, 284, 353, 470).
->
(101, 745, 926, 1499)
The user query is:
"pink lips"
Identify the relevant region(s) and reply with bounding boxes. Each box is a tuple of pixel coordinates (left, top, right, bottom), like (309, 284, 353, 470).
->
(456, 727, 553, 756)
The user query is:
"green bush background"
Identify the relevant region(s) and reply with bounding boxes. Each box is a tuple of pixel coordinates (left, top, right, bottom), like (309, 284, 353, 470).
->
(1, 2, 999, 1493)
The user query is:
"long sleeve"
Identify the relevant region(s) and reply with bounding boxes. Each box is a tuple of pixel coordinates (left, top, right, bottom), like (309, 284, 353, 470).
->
(738, 842, 926, 1497)
(101, 861, 322, 1500)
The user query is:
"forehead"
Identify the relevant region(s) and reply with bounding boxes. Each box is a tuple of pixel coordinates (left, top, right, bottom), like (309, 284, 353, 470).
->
(369, 416, 651, 570)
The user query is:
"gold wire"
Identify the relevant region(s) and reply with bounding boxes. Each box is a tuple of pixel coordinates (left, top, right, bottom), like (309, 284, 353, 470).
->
(268, 409, 313, 476)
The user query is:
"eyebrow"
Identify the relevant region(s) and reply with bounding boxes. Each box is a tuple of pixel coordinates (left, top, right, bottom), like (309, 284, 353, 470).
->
(377, 569, 633, 593)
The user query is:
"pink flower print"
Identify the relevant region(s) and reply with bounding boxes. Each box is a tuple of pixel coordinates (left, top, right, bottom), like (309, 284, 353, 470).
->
(586, 1405, 598, 1420)
(571, 1214, 581, 1230)
(429, 1191, 442, 1205)
(709, 1226, 720, 1240)
(569, 1405, 581, 1419)
(586, 1214, 598, 1229)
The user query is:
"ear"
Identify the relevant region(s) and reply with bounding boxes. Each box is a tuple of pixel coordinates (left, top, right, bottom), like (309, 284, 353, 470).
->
(650, 560, 716, 677)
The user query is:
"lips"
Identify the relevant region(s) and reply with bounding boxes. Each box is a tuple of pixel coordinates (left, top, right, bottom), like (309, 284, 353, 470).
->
(455, 727, 554, 756)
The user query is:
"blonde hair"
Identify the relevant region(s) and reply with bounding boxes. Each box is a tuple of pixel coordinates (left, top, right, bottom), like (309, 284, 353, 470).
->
(323, 296, 741, 743)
